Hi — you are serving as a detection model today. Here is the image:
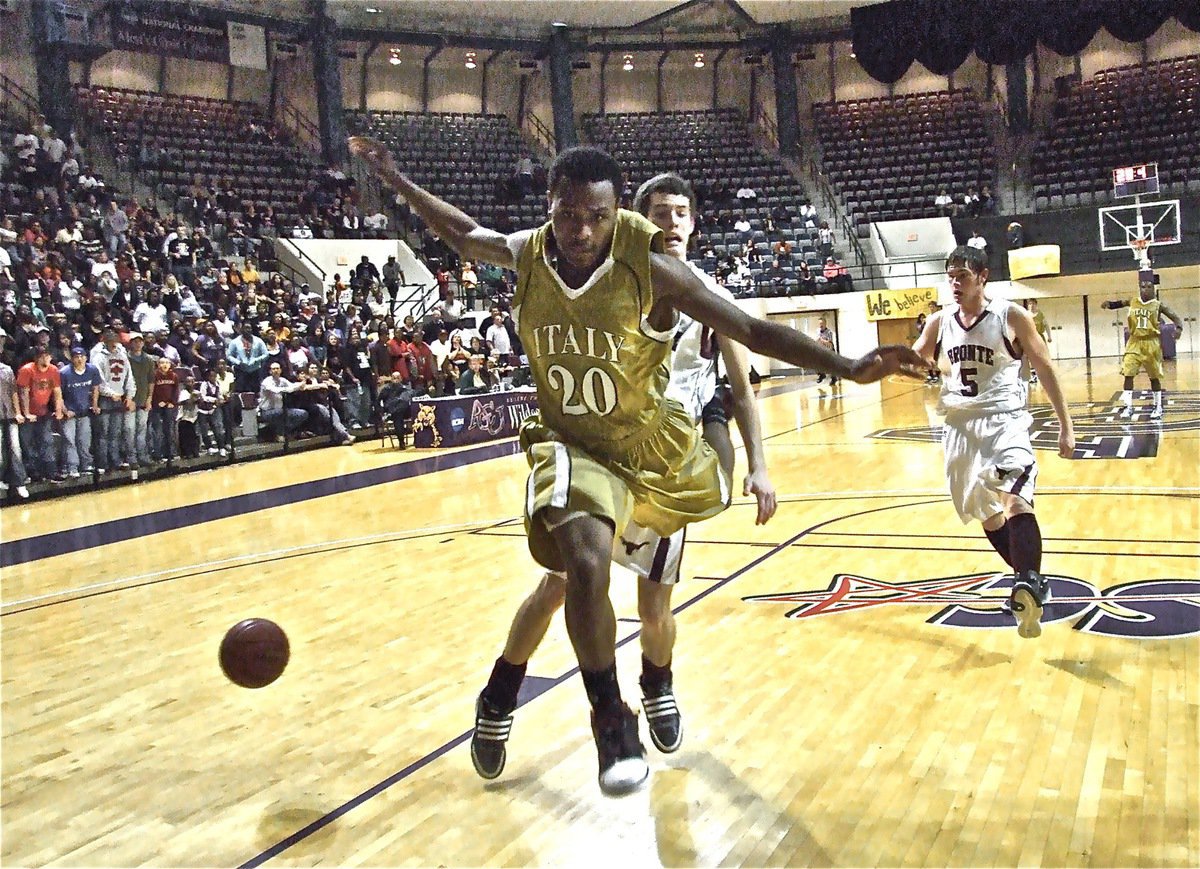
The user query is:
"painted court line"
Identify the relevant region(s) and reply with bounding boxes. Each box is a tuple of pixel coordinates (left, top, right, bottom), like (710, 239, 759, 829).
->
(0, 519, 514, 611)
(237, 496, 946, 867)
(0, 440, 523, 568)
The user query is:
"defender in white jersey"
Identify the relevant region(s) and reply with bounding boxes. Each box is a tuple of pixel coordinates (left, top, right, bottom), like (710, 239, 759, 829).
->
(471, 174, 777, 777)
(914, 245, 1075, 638)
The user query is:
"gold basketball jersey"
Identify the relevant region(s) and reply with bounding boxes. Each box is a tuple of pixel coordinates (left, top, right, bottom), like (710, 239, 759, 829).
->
(1127, 296, 1162, 340)
(513, 209, 672, 456)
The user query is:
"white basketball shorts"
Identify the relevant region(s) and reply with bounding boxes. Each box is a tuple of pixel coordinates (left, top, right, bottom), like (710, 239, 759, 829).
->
(611, 520, 685, 586)
(942, 409, 1038, 524)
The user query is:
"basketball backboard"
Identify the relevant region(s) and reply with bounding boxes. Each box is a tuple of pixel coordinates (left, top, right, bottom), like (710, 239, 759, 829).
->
(1097, 198, 1181, 262)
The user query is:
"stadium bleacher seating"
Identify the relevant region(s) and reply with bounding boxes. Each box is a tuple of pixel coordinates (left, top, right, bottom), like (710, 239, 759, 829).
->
(346, 109, 545, 231)
(813, 89, 995, 234)
(1032, 54, 1200, 210)
(582, 108, 821, 285)
(74, 85, 324, 229)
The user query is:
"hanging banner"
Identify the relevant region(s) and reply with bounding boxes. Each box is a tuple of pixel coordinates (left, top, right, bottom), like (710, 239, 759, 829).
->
(227, 21, 267, 70)
(110, 2, 228, 63)
(1007, 244, 1062, 281)
(864, 286, 939, 321)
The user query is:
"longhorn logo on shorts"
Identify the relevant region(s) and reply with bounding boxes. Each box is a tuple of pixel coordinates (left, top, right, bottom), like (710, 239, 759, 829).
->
(743, 573, 1200, 639)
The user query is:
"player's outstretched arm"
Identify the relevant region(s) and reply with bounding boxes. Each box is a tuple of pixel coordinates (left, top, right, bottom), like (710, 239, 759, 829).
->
(1100, 299, 1131, 310)
(717, 334, 776, 525)
(348, 136, 515, 269)
(1009, 306, 1075, 458)
(911, 311, 942, 367)
(1160, 302, 1184, 334)
(651, 254, 925, 383)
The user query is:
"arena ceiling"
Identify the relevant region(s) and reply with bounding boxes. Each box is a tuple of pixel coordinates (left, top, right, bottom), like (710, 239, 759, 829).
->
(160, 0, 872, 41)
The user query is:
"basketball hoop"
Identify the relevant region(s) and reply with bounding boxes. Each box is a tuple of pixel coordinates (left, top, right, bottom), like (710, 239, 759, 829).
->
(1130, 236, 1151, 269)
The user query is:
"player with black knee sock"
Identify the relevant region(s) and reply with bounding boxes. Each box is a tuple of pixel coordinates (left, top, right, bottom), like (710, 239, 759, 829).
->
(914, 245, 1075, 638)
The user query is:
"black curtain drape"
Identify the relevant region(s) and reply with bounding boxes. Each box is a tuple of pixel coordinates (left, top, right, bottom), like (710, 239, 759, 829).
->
(914, 0, 975, 75)
(974, 1, 1041, 66)
(1104, 0, 1176, 41)
(1039, 2, 1104, 56)
(848, 0, 1196, 84)
(1177, 1, 1200, 33)
(850, 0, 917, 84)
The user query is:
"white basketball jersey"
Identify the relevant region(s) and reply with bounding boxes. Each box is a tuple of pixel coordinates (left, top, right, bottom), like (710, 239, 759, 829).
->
(936, 297, 1027, 415)
(666, 262, 730, 422)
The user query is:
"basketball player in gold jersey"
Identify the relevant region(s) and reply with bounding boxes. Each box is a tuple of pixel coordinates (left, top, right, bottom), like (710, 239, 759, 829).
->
(1026, 299, 1050, 384)
(350, 136, 925, 795)
(1101, 273, 1183, 419)
(468, 173, 777, 783)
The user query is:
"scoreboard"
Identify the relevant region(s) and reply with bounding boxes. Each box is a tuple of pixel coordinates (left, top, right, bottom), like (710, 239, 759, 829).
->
(1112, 163, 1159, 198)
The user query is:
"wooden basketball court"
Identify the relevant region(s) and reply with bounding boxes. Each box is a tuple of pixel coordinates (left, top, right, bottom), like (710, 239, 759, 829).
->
(2, 355, 1197, 867)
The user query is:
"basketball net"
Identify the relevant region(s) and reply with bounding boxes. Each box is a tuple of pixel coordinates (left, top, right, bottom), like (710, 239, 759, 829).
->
(1130, 236, 1151, 270)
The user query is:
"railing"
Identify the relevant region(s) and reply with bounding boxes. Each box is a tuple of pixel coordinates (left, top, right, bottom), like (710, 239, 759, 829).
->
(276, 237, 327, 286)
(742, 227, 1200, 299)
(751, 99, 779, 150)
(399, 281, 439, 324)
(269, 256, 312, 292)
(2, 390, 370, 506)
(523, 110, 555, 156)
(0, 73, 40, 129)
(842, 214, 867, 266)
(808, 158, 840, 224)
(991, 88, 1010, 129)
(275, 97, 321, 152)
(276, 98, 387, 229)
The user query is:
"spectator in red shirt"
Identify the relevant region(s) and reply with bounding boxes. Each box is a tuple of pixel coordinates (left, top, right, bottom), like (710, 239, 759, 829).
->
(823, 257, 853, 293)
(16, 346, 64, 481)
(406, 331, 437, 393)
(386, 327, 411, 382)
(149, 356, 180, 462)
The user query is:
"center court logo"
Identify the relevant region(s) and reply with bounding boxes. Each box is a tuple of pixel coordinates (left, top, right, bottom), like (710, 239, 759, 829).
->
(743, 572, 1200, 639)
(868, 390, 1200, 459)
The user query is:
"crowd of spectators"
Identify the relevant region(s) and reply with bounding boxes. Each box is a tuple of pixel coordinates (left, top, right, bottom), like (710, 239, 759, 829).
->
(691, 205, 855, 298)
(934, 185, 997, 218)
(0, 117, 525, 501)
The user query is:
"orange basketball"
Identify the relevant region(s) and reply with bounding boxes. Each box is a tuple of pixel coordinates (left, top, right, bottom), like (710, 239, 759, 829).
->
(219, 618, 289, 689)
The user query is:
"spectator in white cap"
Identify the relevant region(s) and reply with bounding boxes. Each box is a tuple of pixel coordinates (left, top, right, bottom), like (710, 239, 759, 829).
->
(58, 345, 102, 478)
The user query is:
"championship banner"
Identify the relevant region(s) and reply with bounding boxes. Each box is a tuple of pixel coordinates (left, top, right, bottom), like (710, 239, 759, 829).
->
(865, 286, 938, 321)
(1008, 244, 1062, 281)
(227, 21, 267, 71)
(111, 2, 228, 63)
(410, 390, 539, 449)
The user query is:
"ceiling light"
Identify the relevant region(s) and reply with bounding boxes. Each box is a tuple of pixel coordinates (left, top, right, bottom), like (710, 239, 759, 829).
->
(465, 51, 477, 70)
(623, 54, 633, 71)
(388, 48, 401, 66)
(850, 52, 857, 58)
(694, 53, 705, 68)
(365, 6, 380, 12)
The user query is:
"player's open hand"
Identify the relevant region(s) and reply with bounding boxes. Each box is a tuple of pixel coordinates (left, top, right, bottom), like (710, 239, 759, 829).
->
(847, 345, 929, 383)
(348, 136, 398, 177)
(743, 468, 777, 525)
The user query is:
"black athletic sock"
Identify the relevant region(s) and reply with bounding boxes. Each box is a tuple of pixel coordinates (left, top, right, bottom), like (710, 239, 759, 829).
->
(482, 656, 526, 715)
(640, 654, 673, 695)
(581, 663, 622, 712)
(1007, 513, 1043, 575)
(984, 522, 1014, 569)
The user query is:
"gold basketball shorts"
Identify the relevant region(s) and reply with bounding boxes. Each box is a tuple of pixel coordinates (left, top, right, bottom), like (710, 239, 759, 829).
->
(1121, 336, 1164, 379)
(519, 401, 730, 571)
